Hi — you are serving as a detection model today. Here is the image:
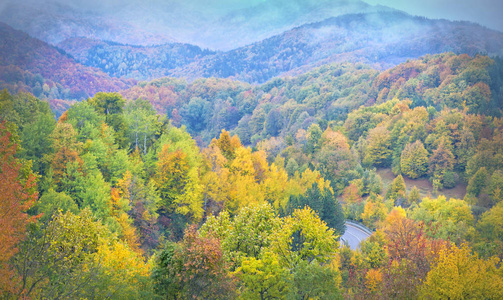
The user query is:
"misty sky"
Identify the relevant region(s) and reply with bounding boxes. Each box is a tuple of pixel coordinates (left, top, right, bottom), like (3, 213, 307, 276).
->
(366, 0, 503, 32)
(3, 0, 502, 32)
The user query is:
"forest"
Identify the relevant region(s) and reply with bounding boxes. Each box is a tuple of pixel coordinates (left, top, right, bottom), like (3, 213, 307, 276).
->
(1, 52, 503, 299)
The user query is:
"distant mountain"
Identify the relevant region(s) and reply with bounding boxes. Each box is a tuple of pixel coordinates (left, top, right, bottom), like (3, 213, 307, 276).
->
(0, 22, 135, 101)
(59, 11, 503, 84)
(57, 38, 216, 81)
(179, 11, 503, 83)
(0, 1, 176, 46)
(0, 0, 381, 50)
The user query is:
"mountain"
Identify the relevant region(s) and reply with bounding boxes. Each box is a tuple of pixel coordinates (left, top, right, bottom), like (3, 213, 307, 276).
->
(0, 1, 176, 46)
(59, 11, 503, 84)
(0, 0, 381, 50)
(0, 22, 136, 102)
(57, 38, 216, 81)
(179, 11, 503, 83)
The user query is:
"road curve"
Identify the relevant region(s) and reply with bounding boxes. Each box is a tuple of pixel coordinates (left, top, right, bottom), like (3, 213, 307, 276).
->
(341, 222, 372, 250)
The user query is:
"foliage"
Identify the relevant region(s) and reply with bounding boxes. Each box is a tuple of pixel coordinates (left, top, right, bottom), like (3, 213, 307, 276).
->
(420, 244, 503, 299)
(152, 225, 235, 299)
(400, 140, 428, 179)
(0, 122, 38, 295)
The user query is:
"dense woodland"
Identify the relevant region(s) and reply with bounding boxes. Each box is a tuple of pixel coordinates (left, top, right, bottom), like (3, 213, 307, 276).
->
(2, 51, 503, 299)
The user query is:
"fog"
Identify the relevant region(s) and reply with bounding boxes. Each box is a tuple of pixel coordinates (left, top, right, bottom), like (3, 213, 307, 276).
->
(1, 0, 501, 50)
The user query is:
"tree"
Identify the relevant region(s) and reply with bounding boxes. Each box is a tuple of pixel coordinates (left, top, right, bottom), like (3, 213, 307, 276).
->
(288, 259, 343, 300)
(200, 204, 281, 268)
(386, 174, 406, 204)
(428, 138, 455, 188)
(12, 210, 106, 299)
(361, 194, 387, 229)
(466, 167, 489, 197)
(152, 225, 235, 299)
(305, 124, 322, 154)
(420, 244, 503, 299)
(180, 97, 209, 133)
(19, 111, 56, 175)
(36, 189, 78, 222)
(407, 186, 421, 206)
(124, 98, 162, 154)
(284, 184, 345, 236)
(264, 108, 282, 137)
(363, 126, 392, 167)
(409, 196, 474, 242)
(0, 122, 38, 295)
(473, 201, 503, 258)
(342, 183, 362, 204)
(235, 251, 290, 300)
(269, 207, 338, 268)
(400, 140, 428, 179)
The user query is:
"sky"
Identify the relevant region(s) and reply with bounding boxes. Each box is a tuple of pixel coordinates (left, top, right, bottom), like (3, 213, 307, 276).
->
(365, 0, 503, 32)
(2, 0, 502, 33)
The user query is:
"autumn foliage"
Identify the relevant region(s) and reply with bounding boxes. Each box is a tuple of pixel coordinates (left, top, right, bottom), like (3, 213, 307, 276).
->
(0, 122, 38, 294)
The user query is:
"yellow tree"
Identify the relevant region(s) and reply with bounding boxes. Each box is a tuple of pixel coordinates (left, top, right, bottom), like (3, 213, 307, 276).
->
(155, 146, 204, 221)
(420, 244, 503, 299)
(269, 207, 338, 268)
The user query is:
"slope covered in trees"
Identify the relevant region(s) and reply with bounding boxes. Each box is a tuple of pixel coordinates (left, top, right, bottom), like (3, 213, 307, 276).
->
(121, 53, 503, 144)
(0, 23, 136, 103)
(59, 11, 503, 84)
(2, 50, 503, 298)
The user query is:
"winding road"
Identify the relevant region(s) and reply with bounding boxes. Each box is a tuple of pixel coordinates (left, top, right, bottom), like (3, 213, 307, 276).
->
(341, 222, 373, 250)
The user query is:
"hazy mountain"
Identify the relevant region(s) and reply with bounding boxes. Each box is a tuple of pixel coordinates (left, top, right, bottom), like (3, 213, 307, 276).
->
(0, 22, 135, 101)
(58, 11, 503, 84)
(174, 11, 503, 83)
(0, 0, 383, 50)
(57, 37, 216, 80)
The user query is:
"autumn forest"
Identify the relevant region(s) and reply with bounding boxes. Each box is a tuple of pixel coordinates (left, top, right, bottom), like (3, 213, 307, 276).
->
(2, 0, 503, 299)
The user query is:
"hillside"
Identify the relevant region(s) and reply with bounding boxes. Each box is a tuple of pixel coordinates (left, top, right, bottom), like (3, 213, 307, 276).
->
(2, 52, 503, 298)
(120, 53, 503, 145)
(180, 11, 503, 83)
(0, 22, 136, 102)
(59, 11, 503, 84)
(57, 37, 216, 81)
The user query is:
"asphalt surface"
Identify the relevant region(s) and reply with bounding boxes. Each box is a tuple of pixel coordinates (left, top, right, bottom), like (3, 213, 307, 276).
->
(341, 223, 372, 250)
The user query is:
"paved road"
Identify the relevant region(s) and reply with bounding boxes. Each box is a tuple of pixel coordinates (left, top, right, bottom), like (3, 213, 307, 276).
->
(341, 223, 372, 250)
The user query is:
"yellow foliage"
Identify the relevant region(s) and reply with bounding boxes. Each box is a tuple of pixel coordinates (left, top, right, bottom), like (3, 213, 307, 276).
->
(365, 269, 383, 292)
(385, 206, 407, 227)
(96, 239, 151, 295)
(420, 243, 503, 299)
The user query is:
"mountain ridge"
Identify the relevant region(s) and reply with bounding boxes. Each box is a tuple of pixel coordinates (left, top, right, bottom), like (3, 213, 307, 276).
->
(57, 11, 503, 84)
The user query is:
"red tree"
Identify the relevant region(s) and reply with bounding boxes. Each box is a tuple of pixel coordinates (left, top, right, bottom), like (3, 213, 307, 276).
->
(0, 122, 38, 294)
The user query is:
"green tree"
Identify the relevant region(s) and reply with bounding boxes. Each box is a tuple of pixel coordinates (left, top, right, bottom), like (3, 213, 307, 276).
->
(88, 92, 127, 148)
(36, 189, 79, 222)
(288, 259, 342, 300)
(19, 111, 56, 175)
(467, 167, 489, 197)
(12, 210, 107, 299)
(305, 124, 322, 154)
(400, 140, 428, 179)
(363, 126, 392, 167)
(407, 186, 421, 206)
(200, 204, 281, 268)
(386, 174, 406, 204)
(124, 98, 162, 154)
